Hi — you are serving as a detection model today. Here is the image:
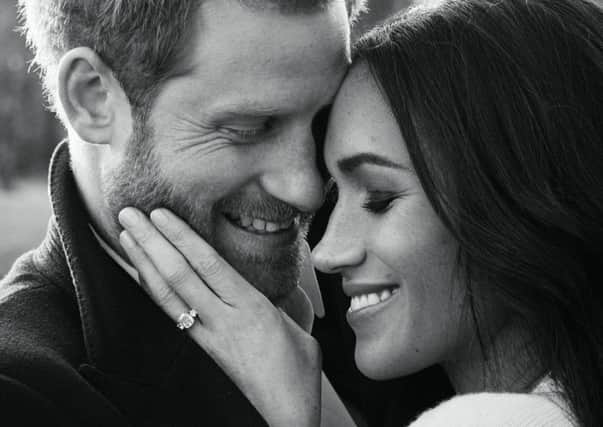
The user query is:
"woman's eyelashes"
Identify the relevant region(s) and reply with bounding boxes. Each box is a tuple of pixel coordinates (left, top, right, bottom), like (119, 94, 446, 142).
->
(362, 190, 404, 214)
(325, 180, 404, 215)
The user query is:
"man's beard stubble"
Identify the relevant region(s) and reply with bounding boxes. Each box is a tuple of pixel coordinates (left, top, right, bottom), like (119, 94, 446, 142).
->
(104, 118, 309, 303)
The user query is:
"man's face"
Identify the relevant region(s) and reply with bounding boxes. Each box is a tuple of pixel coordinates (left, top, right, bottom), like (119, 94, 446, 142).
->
(105, 0, 350, 303)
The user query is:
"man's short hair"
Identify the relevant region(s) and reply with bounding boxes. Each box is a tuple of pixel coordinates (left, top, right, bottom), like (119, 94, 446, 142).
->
(18, 0, 366, 117)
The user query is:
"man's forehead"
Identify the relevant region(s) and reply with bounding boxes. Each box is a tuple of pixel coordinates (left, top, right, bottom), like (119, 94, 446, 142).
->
(184, 0, 350, 113)
(232, 0, 366, 21)
(195, 0, 351, 68)
(237, 0, 331, 14)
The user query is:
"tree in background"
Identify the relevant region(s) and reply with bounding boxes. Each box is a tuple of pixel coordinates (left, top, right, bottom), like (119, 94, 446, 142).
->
(0, 2, 63, 189)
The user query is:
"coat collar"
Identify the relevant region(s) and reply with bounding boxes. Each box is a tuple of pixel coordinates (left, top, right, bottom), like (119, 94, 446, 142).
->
(47, 141, 187, 386)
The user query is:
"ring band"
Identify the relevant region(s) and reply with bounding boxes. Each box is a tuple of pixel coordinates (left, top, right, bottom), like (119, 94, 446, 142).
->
(176, 309, 198, 330)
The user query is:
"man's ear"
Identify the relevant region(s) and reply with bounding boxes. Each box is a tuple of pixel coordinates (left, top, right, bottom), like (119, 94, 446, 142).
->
(57, 47, 130, 145)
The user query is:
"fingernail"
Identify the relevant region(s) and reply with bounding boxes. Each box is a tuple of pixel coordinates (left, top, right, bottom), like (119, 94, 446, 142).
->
(119, 230, 136, 249)
(119, 207, 139, 228)
(150, 209, 169, 228)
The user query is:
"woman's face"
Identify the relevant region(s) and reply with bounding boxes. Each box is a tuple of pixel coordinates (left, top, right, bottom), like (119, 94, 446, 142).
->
(313, 64, 470, 380)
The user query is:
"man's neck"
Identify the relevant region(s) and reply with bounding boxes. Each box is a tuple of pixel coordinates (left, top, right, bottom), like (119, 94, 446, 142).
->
(70, 139, 133, 264)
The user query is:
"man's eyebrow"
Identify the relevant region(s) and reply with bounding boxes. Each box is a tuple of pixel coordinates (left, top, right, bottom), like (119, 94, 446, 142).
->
(337, 153, 409, 174)
(205, 102, 281, 122)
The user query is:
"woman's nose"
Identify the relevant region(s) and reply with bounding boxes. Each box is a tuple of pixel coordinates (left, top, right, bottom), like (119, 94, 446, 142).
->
(312, 211, 365, 274)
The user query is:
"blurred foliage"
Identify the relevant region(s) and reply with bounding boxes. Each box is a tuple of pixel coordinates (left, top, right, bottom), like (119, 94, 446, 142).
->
(0, 0, 410, 189)
(0, 2, 64, 189)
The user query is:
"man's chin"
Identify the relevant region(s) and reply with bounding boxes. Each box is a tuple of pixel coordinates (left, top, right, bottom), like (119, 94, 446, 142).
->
(216, 243, 302, 303)
(231, 260, 301, 303)
(268, 282, 299, 306)
(209, 224, 304, 302)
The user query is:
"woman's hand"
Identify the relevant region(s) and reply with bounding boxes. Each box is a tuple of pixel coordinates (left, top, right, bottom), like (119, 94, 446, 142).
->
(117, 207, 322, 427)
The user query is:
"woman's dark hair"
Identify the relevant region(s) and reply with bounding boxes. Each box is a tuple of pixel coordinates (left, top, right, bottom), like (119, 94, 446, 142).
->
(354, 0, 602, 425)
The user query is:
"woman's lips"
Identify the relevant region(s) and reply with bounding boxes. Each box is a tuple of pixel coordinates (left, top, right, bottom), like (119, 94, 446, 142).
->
(342, 282, 400, 325)
(348, 287, 399, 312)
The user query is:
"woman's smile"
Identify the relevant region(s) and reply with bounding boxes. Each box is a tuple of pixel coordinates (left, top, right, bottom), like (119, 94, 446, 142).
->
(343, 281, 400, 311)
(345, 283, 401, 326)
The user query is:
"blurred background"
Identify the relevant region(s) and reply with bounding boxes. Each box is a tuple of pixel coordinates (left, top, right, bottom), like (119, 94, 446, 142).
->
(0, 0, 411, 277)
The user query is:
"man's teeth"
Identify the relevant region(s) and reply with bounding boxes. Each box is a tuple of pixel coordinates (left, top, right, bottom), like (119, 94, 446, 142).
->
(232, 214, 295, 233)
(349, 288, 398, 312)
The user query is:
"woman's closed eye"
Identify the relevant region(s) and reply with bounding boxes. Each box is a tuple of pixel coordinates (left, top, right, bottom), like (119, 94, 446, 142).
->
(362, 190, 405, 214)
(325, 179, 406, 214)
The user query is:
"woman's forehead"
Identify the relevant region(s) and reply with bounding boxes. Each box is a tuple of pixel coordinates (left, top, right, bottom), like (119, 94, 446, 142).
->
(324, 64, 408, 168)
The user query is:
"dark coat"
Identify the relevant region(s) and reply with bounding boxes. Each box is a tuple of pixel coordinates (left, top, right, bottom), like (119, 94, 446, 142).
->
(0, 142, 268, 427)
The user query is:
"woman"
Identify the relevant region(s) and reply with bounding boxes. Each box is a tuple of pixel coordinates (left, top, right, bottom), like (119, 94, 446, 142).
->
(118, 0, 603, 425)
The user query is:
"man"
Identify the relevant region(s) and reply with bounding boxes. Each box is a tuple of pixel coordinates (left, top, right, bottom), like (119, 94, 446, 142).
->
(0, 1, 363, 425)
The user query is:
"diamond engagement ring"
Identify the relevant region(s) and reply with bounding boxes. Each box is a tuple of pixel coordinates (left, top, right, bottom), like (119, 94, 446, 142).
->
(176, 309, 198, 330)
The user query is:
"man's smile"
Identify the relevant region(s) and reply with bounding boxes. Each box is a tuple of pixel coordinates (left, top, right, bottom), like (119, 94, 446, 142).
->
(224, 212, 299, 235)
(219, 211, 301, 251)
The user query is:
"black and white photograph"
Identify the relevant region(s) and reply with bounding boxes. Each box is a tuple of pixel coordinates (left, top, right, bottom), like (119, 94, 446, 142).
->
(0, 0, 601, 425)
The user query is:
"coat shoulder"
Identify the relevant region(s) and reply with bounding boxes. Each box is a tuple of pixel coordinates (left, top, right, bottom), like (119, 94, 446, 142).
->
(0, 252, 128, 426)
(0, 251, 83, 399)
(0, 250, 83, 367)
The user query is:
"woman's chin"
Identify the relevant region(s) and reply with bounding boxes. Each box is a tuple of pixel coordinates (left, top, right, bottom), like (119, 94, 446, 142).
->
(354, 342, 432, 381)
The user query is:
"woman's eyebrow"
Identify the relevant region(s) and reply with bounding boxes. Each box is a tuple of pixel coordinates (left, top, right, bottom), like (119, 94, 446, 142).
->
(337, 152, 408, 174)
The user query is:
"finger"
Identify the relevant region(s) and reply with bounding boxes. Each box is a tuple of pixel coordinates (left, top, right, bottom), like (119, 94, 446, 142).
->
(149, 208, 259, 303)
(119, 230, 201, 329)
(119, 207, 220, 314)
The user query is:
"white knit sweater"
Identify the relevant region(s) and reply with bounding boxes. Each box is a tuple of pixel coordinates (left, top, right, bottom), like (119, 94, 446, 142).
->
(409, 377, 574, 426)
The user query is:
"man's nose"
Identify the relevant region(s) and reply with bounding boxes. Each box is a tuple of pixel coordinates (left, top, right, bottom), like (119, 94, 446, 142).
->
(312, 207, 365, 275)
(259, 135, 325, 214)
